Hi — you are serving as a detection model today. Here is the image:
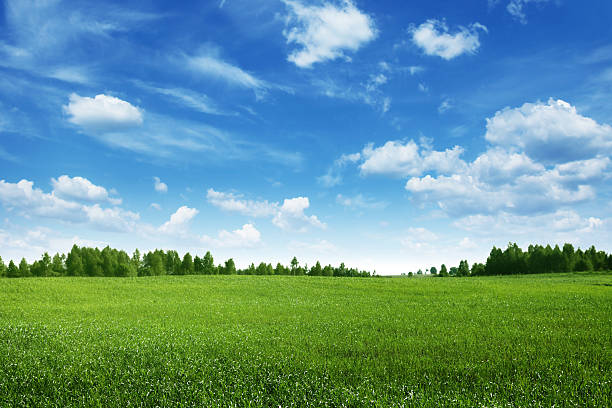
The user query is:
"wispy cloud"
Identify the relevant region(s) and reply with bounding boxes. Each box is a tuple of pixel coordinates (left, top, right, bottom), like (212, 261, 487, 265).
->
(133, 80, 231, 116)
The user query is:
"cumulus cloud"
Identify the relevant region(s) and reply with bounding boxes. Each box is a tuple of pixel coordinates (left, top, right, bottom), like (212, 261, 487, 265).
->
(359, 140, 467, 177)
(469, 149, 544, 185)
(410, 19, 487, 60)
(51, 175, 121, 205)
(158, 206, 199, 236)
(64, 93, 143, 131)
(0, 179, 82, 221)
(272, 197, 326, 232)
(282, 0, 377, 68)
(83, 204, 139, 232)
(153, 177, 168, 193)
(329, 98, 611, 219)
(0, 178, 139, 232)
(202, 223, 261, 248)
(207, 189, 325, 232)
(485, 99, 612, 164)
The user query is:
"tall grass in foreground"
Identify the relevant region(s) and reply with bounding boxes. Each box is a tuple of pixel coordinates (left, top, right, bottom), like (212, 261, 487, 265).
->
(0, 273, 610, 407)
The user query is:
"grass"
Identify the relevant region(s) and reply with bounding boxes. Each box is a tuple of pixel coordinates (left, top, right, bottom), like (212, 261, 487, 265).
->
(0, 273, 610, 407)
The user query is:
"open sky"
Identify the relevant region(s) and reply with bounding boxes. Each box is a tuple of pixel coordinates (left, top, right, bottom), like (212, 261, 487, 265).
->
(1, 0, 611, 274)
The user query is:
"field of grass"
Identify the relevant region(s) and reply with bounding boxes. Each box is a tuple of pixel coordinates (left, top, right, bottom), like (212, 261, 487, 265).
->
(0, 273, 610, 407)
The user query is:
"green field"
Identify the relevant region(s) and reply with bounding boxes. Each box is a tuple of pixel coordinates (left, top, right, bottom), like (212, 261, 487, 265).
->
(0, 273, 610, 407)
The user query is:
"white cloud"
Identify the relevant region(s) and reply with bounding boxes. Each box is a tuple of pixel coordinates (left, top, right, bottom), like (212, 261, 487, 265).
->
(410, 19, 487, 60)
(405, 155, 607, 217)
(159, 206, 199, 236)
(336, 193, 386, 210)
(150, 203, 161, 210)
(401, 227, 438, 250)
(438, 98, 453, 113)
(272, 197, 326, 232)
(207, 189, 325, 232)
(202, 223, 261, 248)
(0, 179, 83, 221)
(185, 53, 269, 97)
(506, 0, 553, 24)
(206, 189, 277, 217)
(469, 148, 544, 185)
(83, 204, 139, 232)
(282, 0, 377, 68)
(359, 140, 467, 177)
(0, 178, 139, 232)
(64, 93, 143, 131)
(318, 152, 361, 187)
(485, 99, 612, 164)
(133, 81, 228, 116)
(153, 177, 168, 193)
(51, 175, 121, 205)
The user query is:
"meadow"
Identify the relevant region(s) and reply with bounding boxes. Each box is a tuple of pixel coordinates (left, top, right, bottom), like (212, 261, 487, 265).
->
(0, 273, 610, 407)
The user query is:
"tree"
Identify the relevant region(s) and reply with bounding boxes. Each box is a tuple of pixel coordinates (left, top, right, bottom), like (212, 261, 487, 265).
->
(429, 266, 437, 276)
(18, 258, 30, 277)
(181, 253, 194, 275)
(290, 257, 299, 275)
(275, 262, 286, 275)
(323, 264, 334, 276)
(224, 258, 236, 275)
(0, 256, 5, 277)
(66, 245, 84, 276)
(310, 261, 322, 276)
(131, 249, 142, 275)
(457, 260, 470, 277)
(256, 262, 268, 275)
(439, 264, 449, 277)
(193, 255, 203, 274)
(166, 250, 181, 275)
(39, 252, 52, 277)
(52, 254, 65, 276)
(471, 263, 485, 276)
(202, 251, 215, 275)
(101, 246, 118, 277)
(147, 251, 166, 276)
(6, 260, 19, 278)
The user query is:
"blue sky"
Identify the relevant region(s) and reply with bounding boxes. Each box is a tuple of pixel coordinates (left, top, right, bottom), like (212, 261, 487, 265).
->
(1, 0, 611, 274)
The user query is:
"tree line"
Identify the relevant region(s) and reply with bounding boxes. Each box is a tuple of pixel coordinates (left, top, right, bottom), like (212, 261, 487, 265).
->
(0, 245, 373, 278)
(1, 242, 610, 279)
(409, 242, 612, 277)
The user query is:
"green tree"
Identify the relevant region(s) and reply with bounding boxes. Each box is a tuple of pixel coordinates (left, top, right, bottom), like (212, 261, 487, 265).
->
(131, 249, 142, 275)
(181, 253, 194, 275)
(439, 264, 449, 277)
(0, 256, 5, 277)
(310, 261, 322, 276)
(202, 251, 215, 275)
(39, 252, 52, 277)
(66, 245, 84, 276)
(18, 258, 30, 277)
(471, 262, 485, 276)
(290, 257, 299, 275)
(429, 266, 437, 276)
(51, 254, 65, 276)
(7, 260, 19, 278)
(224, 258, 236, 275)
(457, 260, 470, 277)
(275, 262, 286, 275)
